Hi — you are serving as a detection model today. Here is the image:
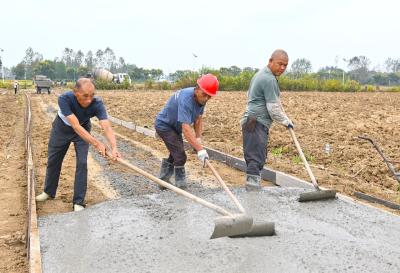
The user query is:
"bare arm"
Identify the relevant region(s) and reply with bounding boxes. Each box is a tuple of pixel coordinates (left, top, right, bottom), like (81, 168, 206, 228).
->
(182, 123, 202, 152)
(66, 114, 104, 150)
(99, 119, 121, 159)
(193, 115, 203, 138)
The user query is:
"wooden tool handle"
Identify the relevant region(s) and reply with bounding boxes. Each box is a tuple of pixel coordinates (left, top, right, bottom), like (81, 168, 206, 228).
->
(106, 150, 232, 217)
(288, 128, 320, 190)
(205, 160, 245, 213)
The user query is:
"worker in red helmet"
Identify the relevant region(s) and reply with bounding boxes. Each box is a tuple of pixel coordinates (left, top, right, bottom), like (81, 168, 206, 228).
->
(155, 74, 219, 189)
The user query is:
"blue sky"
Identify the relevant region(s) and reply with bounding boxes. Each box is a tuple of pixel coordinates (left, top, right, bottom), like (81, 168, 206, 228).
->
(0, 0, 398, 73)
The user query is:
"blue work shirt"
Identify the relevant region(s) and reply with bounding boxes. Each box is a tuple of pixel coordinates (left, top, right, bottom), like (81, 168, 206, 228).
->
(155, 87, 204, 134)
(57, 91, 108, 126)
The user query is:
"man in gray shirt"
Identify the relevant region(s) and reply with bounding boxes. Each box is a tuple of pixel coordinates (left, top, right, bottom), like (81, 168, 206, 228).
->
(241, 49, 293, 191)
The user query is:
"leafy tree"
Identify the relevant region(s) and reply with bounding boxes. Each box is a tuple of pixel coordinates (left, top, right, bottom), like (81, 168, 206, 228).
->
(12, 63, 26, 79)
(104, 47, 116, 71)
(33, 60, 56, 79)
(372, 73, 388, 85)
(117, 57, 127, 72)
(243, 67, 258, 73)
(61, 47, 74, 67)
(168, 70, 192, 82)
(23, 47, 43, 78)
(77, 66, 90, 78)
(95, 49, 104, 68)
(199, 67, 221, 78)
(54, 61, 67, 80)
(85, 50, 95, 70)
(149, 69, 163, 80)
(290, 58, 312, 78)
(317, 66, 345, 80)
(220, 66, 241, 76)
(347, 56, 371, 84)
(128, 65, 146, 81)
(388, 72, 400, 85)
(66, 67, 76, 80)
(384, 58, 400, 73)
(73, 50, 84, 68)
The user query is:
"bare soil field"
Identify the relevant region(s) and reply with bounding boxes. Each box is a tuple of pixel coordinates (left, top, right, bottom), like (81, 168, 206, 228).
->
(0, 91, 108, 272)
(0, 93, 27, 273)
(30, 93, 108, 216)
(97, 90, 399, 206)
(0, 89, 398, 271)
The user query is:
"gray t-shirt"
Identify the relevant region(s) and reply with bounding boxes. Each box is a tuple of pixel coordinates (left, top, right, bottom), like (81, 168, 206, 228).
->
(241, 67, 280, 128)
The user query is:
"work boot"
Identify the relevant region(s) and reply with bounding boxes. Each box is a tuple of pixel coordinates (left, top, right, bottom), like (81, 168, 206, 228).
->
(174, 166, 187, 189)
(158, 159, 174, 190)
(245, 174, 262, 191)
(73, 204, 85, 212)
(35, 192, 50, 202)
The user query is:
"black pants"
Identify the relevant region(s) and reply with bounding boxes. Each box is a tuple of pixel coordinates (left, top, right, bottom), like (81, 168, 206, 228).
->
(43, 116, 91, 205)
(156, 128, 187, 166)
(14, 88, 17, 94)
(242, 119, 269, 176)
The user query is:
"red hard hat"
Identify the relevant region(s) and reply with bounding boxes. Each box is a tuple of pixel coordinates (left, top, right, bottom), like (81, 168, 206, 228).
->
(197, 74, 219, 96)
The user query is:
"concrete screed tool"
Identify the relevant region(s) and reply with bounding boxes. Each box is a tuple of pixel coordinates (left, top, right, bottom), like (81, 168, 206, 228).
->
(288, 128, 337, 202)
(106, 151, 253, 239)
(205, 160, 275, 237)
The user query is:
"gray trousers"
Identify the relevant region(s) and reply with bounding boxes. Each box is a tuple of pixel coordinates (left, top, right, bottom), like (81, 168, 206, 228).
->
(242, 119, 269, 176)
(155, 128, 187, 166)
(44, 116, 91, 206)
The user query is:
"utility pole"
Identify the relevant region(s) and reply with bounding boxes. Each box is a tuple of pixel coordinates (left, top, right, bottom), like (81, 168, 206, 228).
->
(342, 58, 347, 86)
(0, 48, 4, 83)
(24, 61, 27, 88)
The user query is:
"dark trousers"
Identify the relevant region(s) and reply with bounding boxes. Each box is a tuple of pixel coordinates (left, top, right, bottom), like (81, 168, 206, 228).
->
(156, 128, 187, 166)
(242, 119, 269, 176)
(44, 116, 91, 205)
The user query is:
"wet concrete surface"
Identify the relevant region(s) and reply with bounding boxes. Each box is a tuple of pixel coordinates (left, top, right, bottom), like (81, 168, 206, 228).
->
(90, 132, 212, 197)
(90, 135, 161, 197)
(37, 118, 400, 273)
(39, 188, 400, 272)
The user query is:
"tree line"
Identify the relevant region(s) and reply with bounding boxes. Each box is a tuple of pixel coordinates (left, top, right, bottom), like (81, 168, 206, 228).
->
(4, 47, 400, 88)
(10, 47, 163, 82)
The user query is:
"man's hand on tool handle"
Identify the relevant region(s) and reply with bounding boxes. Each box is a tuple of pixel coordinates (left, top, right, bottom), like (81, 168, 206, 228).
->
(94, 141, 106, 157)
(110, 148, 121, 161)
(93, 141, 121, 160)
(197, 149, 209, 167)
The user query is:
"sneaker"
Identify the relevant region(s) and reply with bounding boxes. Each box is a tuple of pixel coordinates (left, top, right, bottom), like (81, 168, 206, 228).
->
(35, 192, 50, 202)
(73, 204, 85, 212)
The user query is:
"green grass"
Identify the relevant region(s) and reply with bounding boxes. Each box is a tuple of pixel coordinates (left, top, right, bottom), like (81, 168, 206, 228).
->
(0, 80, 34, 89)
(271, 146, 289, 157)
(292, 153, 316, 164)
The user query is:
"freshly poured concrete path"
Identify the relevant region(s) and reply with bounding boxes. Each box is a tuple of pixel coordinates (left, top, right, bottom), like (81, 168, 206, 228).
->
(39, 186, 400, 273)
